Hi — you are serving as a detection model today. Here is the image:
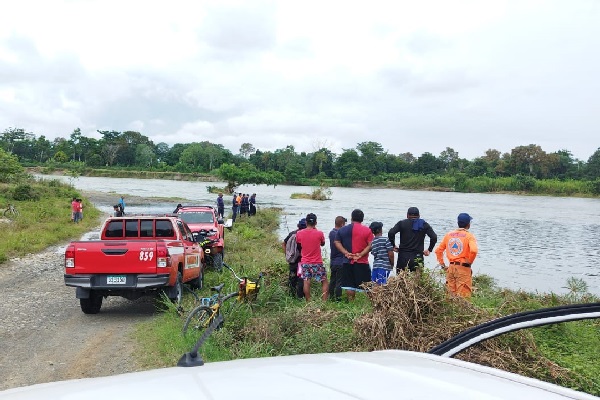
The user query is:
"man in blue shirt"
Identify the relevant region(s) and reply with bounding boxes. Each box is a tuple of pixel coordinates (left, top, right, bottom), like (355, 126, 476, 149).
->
(216, 193, 225, 219)
(118, 196, 126, 215)
(328, 216, 347, 301)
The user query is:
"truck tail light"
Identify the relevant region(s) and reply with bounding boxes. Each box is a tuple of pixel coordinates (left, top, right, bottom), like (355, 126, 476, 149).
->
(65, 245, 75, 268)
(157, 244, 169, 268)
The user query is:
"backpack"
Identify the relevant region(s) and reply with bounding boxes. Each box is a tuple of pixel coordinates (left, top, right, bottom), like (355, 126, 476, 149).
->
(285, 232, 301, 263)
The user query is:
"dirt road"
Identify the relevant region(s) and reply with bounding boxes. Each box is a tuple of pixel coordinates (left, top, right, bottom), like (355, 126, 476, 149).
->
(0, 193, 162, 391)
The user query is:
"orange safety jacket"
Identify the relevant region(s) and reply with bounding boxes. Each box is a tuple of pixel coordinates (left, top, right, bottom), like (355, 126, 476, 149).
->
(435, 228, 478, 266)
(236, 195, 242, 205)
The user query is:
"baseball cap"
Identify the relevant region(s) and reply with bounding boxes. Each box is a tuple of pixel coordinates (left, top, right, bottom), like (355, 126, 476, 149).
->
(407, 207, 420, 216)
(297, 218, 307, 229)
(306, 213, 317, 224)
(369, 221, 383, 233)
(457, 213, 473, 225)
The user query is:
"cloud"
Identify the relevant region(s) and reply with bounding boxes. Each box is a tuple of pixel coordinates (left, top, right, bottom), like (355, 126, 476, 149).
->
(0, 0, 598, 162)
(199, 1, 277, 55)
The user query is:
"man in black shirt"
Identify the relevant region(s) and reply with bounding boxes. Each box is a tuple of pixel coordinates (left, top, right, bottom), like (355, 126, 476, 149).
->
(387, 207, 437, 273)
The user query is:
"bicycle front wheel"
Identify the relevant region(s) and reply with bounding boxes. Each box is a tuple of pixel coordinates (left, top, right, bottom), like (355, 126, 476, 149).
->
(182, 305, 214, 335)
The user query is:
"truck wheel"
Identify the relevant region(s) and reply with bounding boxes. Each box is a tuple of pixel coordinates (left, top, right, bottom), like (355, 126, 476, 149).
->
(169, 272, 183, 305)
(213, 253, 223, 272)
(80, 293, 103, 314)
(190, 269, 204, 290)
(198, 269, 204, 290)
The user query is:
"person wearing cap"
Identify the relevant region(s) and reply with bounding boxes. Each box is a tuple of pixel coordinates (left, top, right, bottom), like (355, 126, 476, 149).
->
(334, 209, 374, 301)
(435, 213, 478, 298)
(283, 218, 307, 298)
(388, 206, 437, 273)
(328, 216, 347, 301)
(369, 221, 394, 285)
(296, 213, 328, 301)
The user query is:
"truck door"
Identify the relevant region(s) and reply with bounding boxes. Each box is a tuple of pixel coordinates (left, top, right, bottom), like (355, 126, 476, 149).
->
(177, 221, 201, 279)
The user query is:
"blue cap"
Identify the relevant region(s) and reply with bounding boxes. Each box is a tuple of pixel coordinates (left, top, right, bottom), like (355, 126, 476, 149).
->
(298, 218, 307, 229)
(457, 213, 472, 225)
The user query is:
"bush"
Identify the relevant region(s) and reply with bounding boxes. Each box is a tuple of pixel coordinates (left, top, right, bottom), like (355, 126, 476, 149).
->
(12, 184, 40, 201)
(0, 149, 25, 183)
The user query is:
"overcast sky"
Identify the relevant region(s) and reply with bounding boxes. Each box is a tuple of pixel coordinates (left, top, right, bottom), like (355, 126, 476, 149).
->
(1, 0, 598, 161)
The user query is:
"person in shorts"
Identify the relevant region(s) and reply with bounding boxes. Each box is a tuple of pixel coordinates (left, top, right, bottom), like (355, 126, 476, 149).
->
(369, 221, 394, 284)
(296, 213, 328, 301)
(334, 209, 374, 301)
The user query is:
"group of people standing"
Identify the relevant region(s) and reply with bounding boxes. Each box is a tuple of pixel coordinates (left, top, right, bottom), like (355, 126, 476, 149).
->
(70, 197, 83, 223)
(284, 206, 478, 301)
(113, 196, 126, 216)
(228, 192, 257, 222)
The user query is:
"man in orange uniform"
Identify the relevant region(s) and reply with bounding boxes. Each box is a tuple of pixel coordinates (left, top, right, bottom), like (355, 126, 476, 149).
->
(435, 213, 478, 298)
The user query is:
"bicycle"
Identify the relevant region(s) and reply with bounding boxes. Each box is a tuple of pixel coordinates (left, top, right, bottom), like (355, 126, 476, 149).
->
(182, 269, 263, 336)
(3, 204, 19, 219)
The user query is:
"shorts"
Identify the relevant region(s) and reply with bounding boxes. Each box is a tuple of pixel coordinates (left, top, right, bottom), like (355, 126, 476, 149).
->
(300, 263, 327, 282)
(341, 263, 371, 291)
(371, 267, 392, 285)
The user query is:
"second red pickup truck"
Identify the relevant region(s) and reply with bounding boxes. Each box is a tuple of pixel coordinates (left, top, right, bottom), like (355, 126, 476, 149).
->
(64, 215, 204, 314)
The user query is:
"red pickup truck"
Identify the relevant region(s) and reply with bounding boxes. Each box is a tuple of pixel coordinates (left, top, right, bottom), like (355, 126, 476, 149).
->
(64, 215, 204, 314)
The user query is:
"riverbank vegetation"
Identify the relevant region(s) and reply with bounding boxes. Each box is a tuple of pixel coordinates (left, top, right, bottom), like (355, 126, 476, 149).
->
(0, 148, 100, 264)
(135, 207, 599, 396)
(290, 185, 332, 200)
(3, 127, 600, 196)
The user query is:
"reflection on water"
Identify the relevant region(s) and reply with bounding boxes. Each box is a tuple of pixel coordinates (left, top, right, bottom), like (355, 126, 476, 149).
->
(41, 175, 600, 295)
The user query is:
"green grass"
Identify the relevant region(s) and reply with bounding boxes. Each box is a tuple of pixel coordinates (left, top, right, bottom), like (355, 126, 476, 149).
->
(0, 179, 101, 264)
(472, 274, 600, 394)
(135, 208, 370, 368)
(532, 322, 600, 393)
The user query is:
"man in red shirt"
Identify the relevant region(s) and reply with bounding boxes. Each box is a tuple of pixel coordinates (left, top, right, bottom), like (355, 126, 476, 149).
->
(296, 213, 327, 301)
(71, 197, 79, 223)
(334, 209, 374, 301)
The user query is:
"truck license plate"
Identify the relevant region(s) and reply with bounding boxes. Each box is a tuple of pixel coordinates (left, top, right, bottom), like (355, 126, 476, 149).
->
(107, 276, 126, 284)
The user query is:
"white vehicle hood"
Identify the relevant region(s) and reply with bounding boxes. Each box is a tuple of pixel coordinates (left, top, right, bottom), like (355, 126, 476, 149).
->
(0, 350, 595, 399)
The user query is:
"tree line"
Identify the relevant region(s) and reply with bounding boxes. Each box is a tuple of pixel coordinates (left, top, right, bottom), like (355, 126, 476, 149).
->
(2, 126, 600, 187)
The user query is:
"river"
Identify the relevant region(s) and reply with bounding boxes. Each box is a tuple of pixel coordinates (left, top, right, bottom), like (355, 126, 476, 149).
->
(41, 175, 600, 295)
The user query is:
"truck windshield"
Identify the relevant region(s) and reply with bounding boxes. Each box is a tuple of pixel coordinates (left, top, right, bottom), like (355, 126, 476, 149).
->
(179, 211, 214, 224)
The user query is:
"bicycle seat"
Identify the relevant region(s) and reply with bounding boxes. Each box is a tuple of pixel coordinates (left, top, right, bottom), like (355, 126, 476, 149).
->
(210, 283, 225, 292)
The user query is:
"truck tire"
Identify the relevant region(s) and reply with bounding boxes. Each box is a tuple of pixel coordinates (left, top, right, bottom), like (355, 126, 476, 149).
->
(169, 272, 183, 305)
(213, 252, 223, 272)
(80, 292, 103, 314)
(190, 269, 204, 290)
